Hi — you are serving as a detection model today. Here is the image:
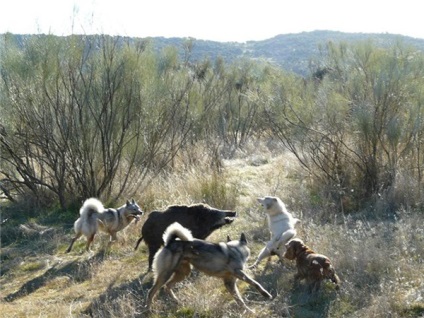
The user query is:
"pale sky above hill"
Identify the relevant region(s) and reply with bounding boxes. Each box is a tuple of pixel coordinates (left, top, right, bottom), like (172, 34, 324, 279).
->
(1, 0, 422, 42)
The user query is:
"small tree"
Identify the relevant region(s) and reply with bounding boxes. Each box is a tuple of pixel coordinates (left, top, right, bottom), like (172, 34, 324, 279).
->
(0, 34, 196, 209)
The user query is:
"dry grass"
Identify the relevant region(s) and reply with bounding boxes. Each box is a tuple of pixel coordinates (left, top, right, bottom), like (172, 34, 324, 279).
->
(1, 141, 424, 317)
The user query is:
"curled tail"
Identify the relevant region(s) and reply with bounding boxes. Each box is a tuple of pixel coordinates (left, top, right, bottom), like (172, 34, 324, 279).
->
(152, 223, 194, 279)
(134, 236, 143, 250)
(73, 198, 104, 237)
(79, 198, 104, 220)
(163, 222, 193, 245)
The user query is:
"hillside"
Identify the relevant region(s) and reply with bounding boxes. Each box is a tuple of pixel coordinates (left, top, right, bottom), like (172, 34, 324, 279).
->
(119, 31, 424, 75)
(4, 30, 424, 76)
(243, 30, 424, 75)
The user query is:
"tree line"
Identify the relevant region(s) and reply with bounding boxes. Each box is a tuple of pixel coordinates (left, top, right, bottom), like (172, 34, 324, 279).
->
(1, 34, 423, 213)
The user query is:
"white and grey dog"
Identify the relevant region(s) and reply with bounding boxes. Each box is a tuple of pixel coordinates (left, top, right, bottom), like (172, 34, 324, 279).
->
(250, 196, 300, 268)
(147, 222, 272, 312)
(66, 198, 143, 253)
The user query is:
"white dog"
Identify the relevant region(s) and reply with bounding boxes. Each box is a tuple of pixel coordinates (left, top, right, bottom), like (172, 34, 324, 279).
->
(250, 196, 300, 268)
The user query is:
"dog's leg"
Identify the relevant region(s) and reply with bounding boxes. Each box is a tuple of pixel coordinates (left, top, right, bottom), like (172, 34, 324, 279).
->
(146, 265, 183, 309)
(65, 233, 82, 253)
(274, 229, 296, 266)
(293, 272, 303, 289)
(105, 232, 118, 249)
(234, 269, 272, 299)
(146, 272, 170, 309)
(86, 233, 95, 252)
(146, 248, 185, 309)
(276, 250, 288, 267)
(308, 279, 321, 293)
(110, 232, 118, 242)
(164, 262, 191, 302)
(223, 276, 253, 313)
(249, 246, 271, 268)
(148, 244, 161, 271)
(275, 229, 296, 247)
(260, 256, 273, 274)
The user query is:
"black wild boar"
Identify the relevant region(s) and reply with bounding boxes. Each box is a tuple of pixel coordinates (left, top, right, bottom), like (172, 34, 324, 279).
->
(134, 203, 237, 270)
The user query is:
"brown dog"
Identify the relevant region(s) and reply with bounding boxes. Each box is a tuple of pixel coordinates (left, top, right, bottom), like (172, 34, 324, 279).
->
(284, 238, 340, 292)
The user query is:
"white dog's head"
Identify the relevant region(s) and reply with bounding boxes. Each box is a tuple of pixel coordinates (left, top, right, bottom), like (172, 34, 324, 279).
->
(257, 196, 288, 217)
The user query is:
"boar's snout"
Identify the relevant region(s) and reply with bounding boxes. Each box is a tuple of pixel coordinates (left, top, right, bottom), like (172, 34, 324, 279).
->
(224, 211, 237, 223)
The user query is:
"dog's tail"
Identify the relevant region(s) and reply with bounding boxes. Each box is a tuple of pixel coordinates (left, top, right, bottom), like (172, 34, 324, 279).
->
(163, 222, 193, 245)
(151, 223, 194, 281)
(134, 236, 143, 250)
(79, 198, 105, 219)
(73, 198, 104, 236)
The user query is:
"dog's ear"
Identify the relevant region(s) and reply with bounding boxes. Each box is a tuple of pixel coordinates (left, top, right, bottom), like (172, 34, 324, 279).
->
(126, 200, 131, 206)
(132, 198, 135, 204)
(283, 242, 296, 260)
(240, 233, 247, 245)
(227, 235, 231, 242)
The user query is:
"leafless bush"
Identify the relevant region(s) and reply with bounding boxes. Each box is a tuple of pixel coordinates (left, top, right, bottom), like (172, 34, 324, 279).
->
(0, 35, 195, 208)
(265, 41, 424, 212)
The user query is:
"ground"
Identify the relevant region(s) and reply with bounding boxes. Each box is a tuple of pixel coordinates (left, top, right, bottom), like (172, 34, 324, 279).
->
(1, 149, 423, 317)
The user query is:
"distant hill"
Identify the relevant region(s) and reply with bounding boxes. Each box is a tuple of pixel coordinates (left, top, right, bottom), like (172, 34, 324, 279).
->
(243, 30, 424, 75)
(3, 30, 424, 76)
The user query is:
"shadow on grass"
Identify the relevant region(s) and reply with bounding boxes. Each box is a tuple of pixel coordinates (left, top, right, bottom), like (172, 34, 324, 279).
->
(285, 283, 339, 318)
(82, 271, 153, 317)
(251, 261, 339, 318)
(81, 262, 337, 317)
(4, 250, 108, 302)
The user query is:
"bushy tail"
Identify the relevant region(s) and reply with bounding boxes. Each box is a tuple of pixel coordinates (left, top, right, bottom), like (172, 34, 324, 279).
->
(151, 223, 194, 280)
(79, 198, 104, 220)
(163, 222, 193, 245)
(73, 198, 104, 236)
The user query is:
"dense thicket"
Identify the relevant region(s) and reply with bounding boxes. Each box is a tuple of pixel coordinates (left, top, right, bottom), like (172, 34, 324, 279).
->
(266, 41, 424, 212)
(1, 34, 424, 213)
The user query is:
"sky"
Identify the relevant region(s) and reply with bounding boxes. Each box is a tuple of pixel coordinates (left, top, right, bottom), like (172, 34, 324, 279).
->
(1, 0, 423, 43)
